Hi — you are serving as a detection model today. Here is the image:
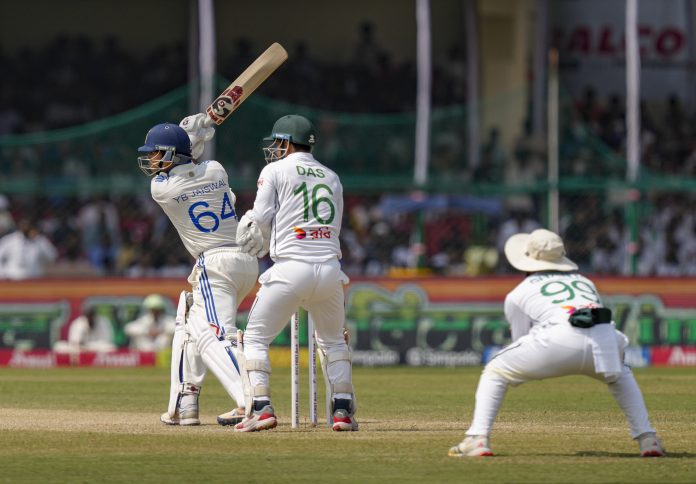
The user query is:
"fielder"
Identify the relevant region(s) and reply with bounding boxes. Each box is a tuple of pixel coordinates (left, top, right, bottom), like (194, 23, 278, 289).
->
(137, 117, 259, 426)
(123, 294, 176, 352)
(233, 114, 357, 432)
(449, 229, 665, 457)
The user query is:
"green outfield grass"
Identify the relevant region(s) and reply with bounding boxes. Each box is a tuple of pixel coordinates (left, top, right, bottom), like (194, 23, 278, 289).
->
(0, 366, 694, 483)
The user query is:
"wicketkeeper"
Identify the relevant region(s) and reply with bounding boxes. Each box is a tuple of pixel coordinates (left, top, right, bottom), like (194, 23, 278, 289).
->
(233, 115, 358, 432)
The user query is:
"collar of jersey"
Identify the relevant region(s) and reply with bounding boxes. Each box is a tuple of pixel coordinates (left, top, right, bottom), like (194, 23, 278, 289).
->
(167, 160, 197, 176)
(282, 152, 314, 163)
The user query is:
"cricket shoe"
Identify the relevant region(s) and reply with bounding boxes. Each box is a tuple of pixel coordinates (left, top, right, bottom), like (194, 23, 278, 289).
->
(216, 407, 246, 426)
(159, 406, 200, 426)
(160, 411, 180, 425)
(638, 432, 666, 457)
(332, 409, 359, 432)
(448, 436, 494, 457)
(233, 404, 277, 432)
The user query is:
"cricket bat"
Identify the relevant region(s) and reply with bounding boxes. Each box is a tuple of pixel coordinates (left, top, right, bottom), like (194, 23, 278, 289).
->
(203, 42, 288, 127)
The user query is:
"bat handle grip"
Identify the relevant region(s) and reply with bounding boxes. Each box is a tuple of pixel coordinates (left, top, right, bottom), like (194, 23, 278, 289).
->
(202, 114, 214, 128)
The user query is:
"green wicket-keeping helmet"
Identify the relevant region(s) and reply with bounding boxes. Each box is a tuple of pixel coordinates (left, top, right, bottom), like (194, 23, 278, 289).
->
(263, 114, 316, 148)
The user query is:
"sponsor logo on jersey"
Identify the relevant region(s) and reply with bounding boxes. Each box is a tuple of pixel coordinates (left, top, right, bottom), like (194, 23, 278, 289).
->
(561, 303, 598, 315)
(308, 227, 332, 239)
(293, 226, 331, 239)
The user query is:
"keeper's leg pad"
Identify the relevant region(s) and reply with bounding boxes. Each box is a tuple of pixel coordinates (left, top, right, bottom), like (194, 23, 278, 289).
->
(195, 327, 245, 406)
(320, 348, 357, 414)
(243, 359, 272, 416)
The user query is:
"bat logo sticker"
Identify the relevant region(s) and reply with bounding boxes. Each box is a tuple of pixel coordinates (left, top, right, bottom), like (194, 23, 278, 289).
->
(207, 86, 244, 124)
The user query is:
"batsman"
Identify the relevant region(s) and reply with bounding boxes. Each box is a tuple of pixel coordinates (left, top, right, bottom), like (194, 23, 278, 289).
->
(137, 116, 260, 426)
(233, 114, 358, 432)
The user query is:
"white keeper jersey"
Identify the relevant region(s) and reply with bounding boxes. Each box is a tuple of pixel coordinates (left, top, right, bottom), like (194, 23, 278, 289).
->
(150, 160, 240, 258)
(504, 271, 604, 342)
(250, 152, 343, 262)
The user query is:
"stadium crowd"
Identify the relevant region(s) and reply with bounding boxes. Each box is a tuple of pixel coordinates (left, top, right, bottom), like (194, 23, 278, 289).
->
(0, 25, 464, 136)
(2, 31, 696, 279)
(1, 187, 696, 279)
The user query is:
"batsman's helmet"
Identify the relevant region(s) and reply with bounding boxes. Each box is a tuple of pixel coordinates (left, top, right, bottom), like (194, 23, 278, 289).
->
(137, 123, 192, 176)
(263, 114, 316, 148)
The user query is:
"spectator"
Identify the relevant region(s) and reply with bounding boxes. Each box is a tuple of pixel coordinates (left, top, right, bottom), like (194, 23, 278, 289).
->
(123, 294, 176, 351)
(53, 306, 116, 353)
(77, 195, 120, 274)
(474, 127, 506, 183)
(353, 21, 383, 75)
(0, 194, 14, 237)
(0, 218, 57, 279)
(496, 208, 541, 272)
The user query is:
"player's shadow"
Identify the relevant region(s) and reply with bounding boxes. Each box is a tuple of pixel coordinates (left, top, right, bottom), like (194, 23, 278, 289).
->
(574, 451, 696, 458)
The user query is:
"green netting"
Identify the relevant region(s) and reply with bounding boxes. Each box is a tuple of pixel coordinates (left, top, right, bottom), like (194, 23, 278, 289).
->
(0, 76, 629, 193)
(2, 78, 695, 277)
(0, 85, 190, 194)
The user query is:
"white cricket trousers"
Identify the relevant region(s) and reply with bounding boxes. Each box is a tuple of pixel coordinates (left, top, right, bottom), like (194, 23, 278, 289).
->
(244, 258, 352, 399)
(466, 323, 656, 439)
(184, 247, 258, 406)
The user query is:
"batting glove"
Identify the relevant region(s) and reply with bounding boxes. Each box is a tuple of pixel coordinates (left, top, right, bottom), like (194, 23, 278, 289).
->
(180, 113, 215, 160)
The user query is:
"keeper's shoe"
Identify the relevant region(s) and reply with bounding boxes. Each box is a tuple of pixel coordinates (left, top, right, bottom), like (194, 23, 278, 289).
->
(216, 407, 246, 426)
(332, 409, 359, 432)
(233, 404, 277, 433)
(448, 436, 494, 457)
(638, 432, 666, 457)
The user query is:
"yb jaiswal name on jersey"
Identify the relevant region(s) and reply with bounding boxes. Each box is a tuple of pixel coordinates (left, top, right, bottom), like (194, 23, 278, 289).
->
(172, 179, 227, 203)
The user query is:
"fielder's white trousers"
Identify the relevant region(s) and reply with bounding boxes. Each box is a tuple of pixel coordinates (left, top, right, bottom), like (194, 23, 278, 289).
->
(466, 323, 656, 439)
(244, 259, 352, 399)
(183, 247, 258, 406)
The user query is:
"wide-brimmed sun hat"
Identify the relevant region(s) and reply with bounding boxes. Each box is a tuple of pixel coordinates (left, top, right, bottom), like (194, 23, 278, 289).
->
(504, 228, 578, 272)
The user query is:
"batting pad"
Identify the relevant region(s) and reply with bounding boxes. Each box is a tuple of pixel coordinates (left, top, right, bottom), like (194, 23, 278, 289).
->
(168, 325, 208, 417)
(168, 326, 186, 417)
(195, 328, 245, 406)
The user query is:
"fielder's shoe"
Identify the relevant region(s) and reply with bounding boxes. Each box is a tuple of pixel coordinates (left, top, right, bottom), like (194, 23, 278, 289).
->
(216, 407, 246, 426)
(638, 432, 666, 457)
(233, 404, 277, 432)
(448, 435, 494, 457)
(332, 409, 359, 431)
(160, 411, 179, 425)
